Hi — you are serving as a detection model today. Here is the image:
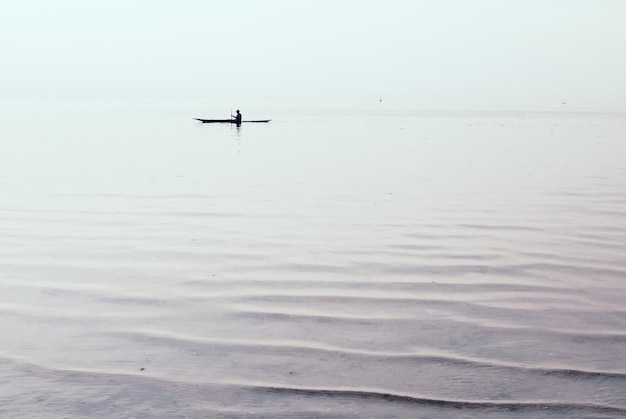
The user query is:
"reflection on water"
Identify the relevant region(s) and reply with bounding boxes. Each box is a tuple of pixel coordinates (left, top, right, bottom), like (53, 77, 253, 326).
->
(0, 100, 625, 417)
(232, 123, 242, 156)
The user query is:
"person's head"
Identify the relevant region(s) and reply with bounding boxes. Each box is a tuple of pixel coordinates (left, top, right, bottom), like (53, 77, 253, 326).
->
(236, 110, 240, 114)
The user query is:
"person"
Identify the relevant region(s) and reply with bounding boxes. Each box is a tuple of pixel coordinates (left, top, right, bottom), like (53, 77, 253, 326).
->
(233, 110, 242, 125)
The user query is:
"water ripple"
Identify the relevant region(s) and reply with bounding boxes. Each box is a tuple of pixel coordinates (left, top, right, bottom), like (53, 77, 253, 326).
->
(246, 383, 626, 415)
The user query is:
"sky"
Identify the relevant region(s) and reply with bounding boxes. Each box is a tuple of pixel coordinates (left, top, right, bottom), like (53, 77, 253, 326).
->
(1, 0, 625, 109)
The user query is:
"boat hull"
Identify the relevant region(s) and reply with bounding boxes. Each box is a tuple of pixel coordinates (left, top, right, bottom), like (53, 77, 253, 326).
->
(195, 118, 271, 123)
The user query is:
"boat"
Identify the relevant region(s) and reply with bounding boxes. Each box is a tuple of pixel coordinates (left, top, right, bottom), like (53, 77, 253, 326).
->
(194, 118, 271, 123)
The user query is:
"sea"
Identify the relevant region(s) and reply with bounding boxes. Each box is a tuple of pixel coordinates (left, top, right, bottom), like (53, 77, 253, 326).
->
(1, 99, 625, 418)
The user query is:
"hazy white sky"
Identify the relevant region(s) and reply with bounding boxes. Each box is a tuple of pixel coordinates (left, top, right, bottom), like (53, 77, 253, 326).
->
(1, 0, 625, 109)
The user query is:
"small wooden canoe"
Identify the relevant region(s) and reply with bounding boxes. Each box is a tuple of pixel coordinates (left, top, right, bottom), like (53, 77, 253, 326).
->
(194, 118, 271, 123)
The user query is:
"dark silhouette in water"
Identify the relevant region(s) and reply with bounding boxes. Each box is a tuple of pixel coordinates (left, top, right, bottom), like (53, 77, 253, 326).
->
(194, 109, 272, 124)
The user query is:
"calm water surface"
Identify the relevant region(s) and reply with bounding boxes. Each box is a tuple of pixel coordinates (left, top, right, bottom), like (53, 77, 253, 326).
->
(1, 100, 625, 417)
